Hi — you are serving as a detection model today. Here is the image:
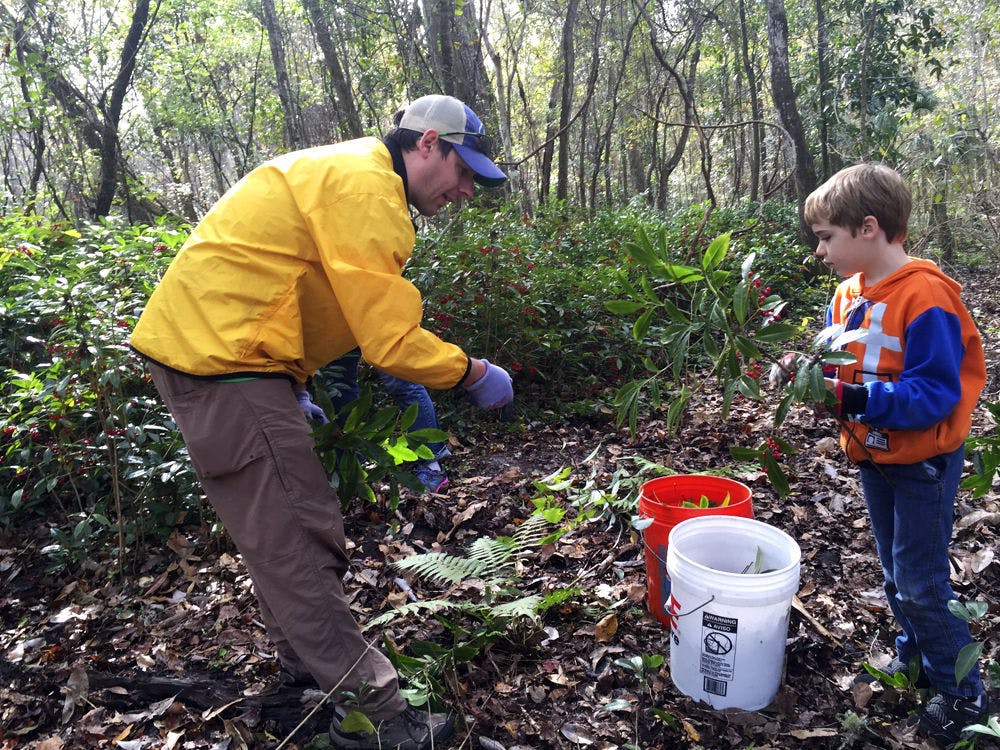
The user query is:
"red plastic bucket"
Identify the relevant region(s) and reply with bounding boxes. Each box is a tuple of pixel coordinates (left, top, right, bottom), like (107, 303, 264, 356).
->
(638, 475, 753, 627)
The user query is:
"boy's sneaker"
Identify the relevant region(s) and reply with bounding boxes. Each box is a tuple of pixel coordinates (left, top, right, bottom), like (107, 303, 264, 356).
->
(329, 704, 454, 750)
(854, 656, 930, 689)
(918, 693, 989, 746)
(413, 466, 449, 494)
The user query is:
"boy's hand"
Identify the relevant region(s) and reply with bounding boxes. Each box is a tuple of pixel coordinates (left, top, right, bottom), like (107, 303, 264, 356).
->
(768, 352, 800, 389)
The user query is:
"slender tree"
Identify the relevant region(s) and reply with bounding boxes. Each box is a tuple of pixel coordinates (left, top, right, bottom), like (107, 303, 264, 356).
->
(764, 0, 817, 245)
(259, 0, 305, 148)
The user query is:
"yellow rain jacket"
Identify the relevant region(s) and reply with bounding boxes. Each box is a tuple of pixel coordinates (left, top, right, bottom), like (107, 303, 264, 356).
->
(131, 138, 469, 388)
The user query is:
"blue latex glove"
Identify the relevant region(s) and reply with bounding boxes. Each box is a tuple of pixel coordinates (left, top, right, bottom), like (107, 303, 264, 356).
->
(465, 360, 514, 410)
(295, 389, 329, 424)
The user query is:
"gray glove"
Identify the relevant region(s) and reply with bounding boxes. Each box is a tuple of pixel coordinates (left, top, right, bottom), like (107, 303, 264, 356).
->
(465, 360, 514, 410)
(295, 389, 329, 424)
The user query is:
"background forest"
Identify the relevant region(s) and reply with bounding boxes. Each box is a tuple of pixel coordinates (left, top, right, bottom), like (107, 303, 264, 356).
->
(2, 0, 1000, 748)
(1, 0, 999, 243)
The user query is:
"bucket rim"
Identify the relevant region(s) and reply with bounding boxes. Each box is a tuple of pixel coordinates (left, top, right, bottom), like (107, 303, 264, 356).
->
(639, 474, 753, 509)
(667, 515, 801, 579)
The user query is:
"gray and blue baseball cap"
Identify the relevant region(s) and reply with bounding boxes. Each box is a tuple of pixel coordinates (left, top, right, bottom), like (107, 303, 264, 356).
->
(398, 94, 507, 187)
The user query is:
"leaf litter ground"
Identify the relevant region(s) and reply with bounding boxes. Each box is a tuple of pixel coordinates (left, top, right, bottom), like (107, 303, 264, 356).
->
(2, 268, 999, 750)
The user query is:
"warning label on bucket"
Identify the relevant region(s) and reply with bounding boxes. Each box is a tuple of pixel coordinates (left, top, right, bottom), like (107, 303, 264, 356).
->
(699, 612, 738, 694)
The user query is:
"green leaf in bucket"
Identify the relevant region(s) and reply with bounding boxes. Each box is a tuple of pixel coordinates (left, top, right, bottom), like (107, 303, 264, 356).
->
(720, 492, 730, 507)
(742, 546, 765, 574)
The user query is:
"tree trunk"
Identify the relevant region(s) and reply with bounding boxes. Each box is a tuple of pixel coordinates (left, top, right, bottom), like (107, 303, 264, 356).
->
(259, 0, 304, 149)
(12, 16, 47, 214)
(738, 0, 762, 202)
(301, 0, 363, 138)
(555, 0, 579, 202)
(932, 180, 954, 262)
(815, 0, 831, 178)
(764, 0, 817, 246)
(93, 0, 153, 217)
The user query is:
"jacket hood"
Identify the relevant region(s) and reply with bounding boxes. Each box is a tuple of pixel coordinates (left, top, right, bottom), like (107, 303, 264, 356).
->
(862, 257, 961, 299)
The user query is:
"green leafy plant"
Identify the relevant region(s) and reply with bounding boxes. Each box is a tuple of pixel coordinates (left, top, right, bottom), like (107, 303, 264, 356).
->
(603, 652, 677, 749)
(607, 230, 802, 435)
(310, 385, 448, 511)
(963, 400, 1000, 497)
(859, 655, 927, 690)
(0, 214, 198, 573)
(364, 499, 578, 706)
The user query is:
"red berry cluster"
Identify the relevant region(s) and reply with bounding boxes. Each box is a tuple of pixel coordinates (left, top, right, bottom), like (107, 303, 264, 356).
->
(761, 435, 782, 460)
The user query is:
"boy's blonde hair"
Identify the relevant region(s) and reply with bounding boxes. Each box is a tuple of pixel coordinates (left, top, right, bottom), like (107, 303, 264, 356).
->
(804, 163, 911, 243)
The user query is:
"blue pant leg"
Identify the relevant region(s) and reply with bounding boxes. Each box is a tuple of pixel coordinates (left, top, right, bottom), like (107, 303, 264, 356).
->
(377, 371, 450, 461)
(860, 447, 983, 698)
(326, 350, 361, 423)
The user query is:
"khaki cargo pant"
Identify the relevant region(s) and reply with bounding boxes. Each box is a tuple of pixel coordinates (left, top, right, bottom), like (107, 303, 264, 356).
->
(148, 362, 406, 720)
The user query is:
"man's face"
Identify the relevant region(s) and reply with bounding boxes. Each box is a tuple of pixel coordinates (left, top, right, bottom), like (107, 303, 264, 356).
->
(407, 132, 476, 217)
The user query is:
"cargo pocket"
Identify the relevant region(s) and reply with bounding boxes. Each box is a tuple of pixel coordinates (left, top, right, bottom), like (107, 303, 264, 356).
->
(167, 383, 271, 483)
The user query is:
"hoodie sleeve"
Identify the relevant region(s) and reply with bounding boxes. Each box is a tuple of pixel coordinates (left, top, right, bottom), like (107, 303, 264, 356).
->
(860, 306, 964, 430)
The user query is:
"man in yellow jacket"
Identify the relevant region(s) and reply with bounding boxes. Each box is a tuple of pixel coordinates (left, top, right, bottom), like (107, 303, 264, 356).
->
(131, 94, 513, 750)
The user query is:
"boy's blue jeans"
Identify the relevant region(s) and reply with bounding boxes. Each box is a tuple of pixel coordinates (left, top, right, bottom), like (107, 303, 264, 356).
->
(326, 350, 450, 463)
(859, 445, 983, 698)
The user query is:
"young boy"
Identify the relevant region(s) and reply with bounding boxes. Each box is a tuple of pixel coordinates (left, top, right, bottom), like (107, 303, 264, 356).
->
(804, 163, 990, 745)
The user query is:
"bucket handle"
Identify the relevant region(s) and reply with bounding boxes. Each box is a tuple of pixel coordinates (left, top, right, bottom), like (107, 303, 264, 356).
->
(674, 594, 715, 619)
(638, 515, 715, 619)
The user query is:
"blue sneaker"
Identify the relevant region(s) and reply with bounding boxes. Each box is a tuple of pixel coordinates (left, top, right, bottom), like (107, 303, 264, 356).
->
(413, 466, 449, 493)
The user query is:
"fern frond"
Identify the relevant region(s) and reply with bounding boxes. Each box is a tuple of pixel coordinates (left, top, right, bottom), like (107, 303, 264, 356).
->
(464, 534, 519, 571)
(511, 512, 554, 550)
(363, 598, 474, 630)
(489, 594, 546, 621)
(392, 552, 494, 585)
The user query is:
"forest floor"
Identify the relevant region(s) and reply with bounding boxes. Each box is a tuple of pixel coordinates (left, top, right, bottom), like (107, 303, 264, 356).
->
(2, 266, 999, 750)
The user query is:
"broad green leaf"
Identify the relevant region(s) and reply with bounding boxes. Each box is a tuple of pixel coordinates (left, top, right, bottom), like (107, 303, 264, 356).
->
(661, 263, 703, 284)
(954, 642, 983, 685)
(605, 299, 647, 314)
(599, 698, 633, 713)
(701, 233, 730, 271)
(753, 321, 800, 343)
(822, 351, 858, 365)
(339, 710, 376, 735)
(830, 328, 869, 350)
(632, 308, 655, 341)
(733, 281, 749, 324)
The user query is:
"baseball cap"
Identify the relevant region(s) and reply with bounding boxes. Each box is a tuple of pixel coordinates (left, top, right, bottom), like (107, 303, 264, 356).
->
(398, 94, 507, 187)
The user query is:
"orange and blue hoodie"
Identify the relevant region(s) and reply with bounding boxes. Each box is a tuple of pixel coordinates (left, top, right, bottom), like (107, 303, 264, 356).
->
(826, 258, 986, 465)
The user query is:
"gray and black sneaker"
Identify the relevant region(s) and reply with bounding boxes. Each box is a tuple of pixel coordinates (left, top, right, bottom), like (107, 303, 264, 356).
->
(918, 693, 989, 747)
(329, 704, 454, 750)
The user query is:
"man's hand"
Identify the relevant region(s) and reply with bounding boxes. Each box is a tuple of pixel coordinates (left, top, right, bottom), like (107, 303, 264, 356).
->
(465, 360, 514, 410)
(767, 352, 800, 389)
(295, 388, 329, 424)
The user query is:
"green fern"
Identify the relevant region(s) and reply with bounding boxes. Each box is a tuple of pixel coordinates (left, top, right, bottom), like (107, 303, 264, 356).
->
(393, 512, 552, 586)
(377, 511, 566, 628)
(363, 599, 462, 630)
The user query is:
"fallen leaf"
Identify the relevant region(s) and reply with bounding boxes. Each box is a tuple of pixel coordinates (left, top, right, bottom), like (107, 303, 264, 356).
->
(681, 719, 700, 741)
(559, 722, 594, 745)
(61, 667, 88, 724)
(594, 613, 618, 643)
(788, 728, 839, 739)
(852, 681, 874, 709)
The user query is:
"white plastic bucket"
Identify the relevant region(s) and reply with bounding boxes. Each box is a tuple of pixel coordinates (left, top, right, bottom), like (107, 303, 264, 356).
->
(666, 515, 801, 710)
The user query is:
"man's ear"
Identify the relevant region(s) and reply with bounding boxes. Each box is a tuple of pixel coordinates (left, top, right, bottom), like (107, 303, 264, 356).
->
(417, 129, 440, 155)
